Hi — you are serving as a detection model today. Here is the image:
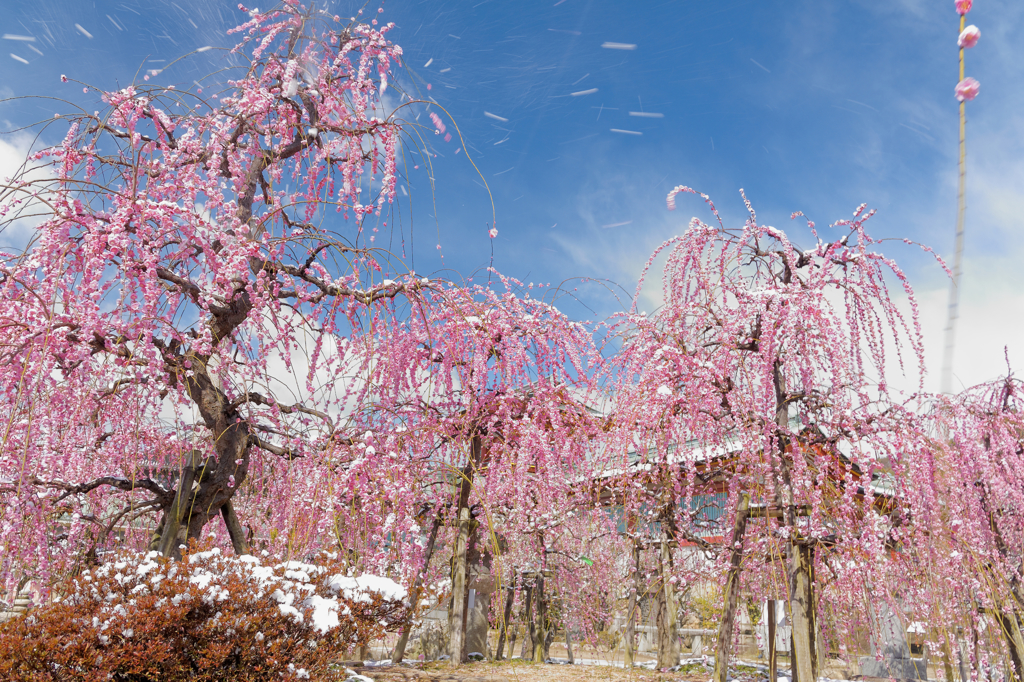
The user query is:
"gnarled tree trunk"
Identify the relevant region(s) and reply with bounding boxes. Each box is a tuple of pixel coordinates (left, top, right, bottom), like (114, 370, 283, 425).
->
(713, 493, 750, 682)
(394, 515, 442, 664)
(495, 573, 516, 660)
(533, 573, 548, 663)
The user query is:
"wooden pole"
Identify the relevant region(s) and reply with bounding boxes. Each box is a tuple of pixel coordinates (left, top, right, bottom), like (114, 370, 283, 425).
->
(656, 472, 681, 671)
(788, 542, 817, 682)
(768, 600, 778, 682)
(624, 541, 641, 667)
(656, 536, 680, 669)
(448, 456, 475, 666)
(522, 583, 535, 659)
(394, 515, 442, 664)
(449, 502, 470, 665)
(713, 493, 751, 682)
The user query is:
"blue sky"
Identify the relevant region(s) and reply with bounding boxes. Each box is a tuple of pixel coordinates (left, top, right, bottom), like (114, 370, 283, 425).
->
(2, 0, 1022, 393)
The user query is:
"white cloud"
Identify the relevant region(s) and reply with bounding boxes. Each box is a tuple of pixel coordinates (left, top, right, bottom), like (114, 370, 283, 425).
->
(0, 132, 55, 250)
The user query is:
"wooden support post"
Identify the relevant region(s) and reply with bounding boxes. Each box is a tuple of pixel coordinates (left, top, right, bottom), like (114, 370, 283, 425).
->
(714, 493, 750, 682)
(788, 542, 817, 682)
(791, 621, 798, 682)
(656, 535, 680, 669)
(495, 574, 516, 661)
(624, 541, 641, 667)
(221, 500, 249, 556)
(533, 573, 548, 663)
(768, 600, 778, 682)
(394, 516, 442, 664)
(449, 503, 471, 664)
(448, 453, 476, 667)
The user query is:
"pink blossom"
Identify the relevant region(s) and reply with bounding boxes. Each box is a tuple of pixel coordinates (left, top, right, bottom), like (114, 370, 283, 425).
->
(955, 77, 980, 101)
(956, 0, 972, 14)
(958, 25, 980, 48)
(428, 112, 446, 135)
(488, 227, 498, 238)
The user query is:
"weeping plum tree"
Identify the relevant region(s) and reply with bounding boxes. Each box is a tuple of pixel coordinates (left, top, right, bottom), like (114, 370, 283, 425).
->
(917, 375, 1024, 680)
(607, 187, 933, 677)
(363, 275, 605, 664)
(0, 0, 422, 589)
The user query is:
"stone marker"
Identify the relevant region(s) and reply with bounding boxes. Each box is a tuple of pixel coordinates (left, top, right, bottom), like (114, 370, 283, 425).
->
(859, 600, 928, 680)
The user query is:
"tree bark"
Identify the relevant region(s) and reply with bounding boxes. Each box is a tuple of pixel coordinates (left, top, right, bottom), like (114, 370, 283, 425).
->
(508, 618, 519, 660)
(565, 622, 575, 664)
(624, 541, 642, 667)
(788, 542, 817, 682)
(156, 461, 196, 558)
(522, 584, 534, 659)
(533, 573, 548, 663)
(993, 609, 1024, 682)
(148, 514, 166, 552)
(768, 600, 778, 682)
(221, 500, 249, 555)
(393, 515, 442, 664)
(495, 574, 516, 661)
(714, 493, 751, 682)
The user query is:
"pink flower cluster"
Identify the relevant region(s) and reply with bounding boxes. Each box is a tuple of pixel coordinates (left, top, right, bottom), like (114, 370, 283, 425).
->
(429, 111, 453, 142)
(958, 24, 980, 48)
(955, 77, 981, 101)
(954, 6, 981, 102)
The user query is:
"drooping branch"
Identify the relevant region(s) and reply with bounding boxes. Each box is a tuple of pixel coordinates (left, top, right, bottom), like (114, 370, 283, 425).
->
(23, 475, 173, 505)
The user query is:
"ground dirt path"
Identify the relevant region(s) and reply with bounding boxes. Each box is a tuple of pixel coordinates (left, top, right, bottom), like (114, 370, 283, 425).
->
(347, 661, 711, 682)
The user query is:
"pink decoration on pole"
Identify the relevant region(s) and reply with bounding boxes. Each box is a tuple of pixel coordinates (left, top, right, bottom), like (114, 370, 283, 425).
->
(955, 77, 980, 101)
(958, 25, 980, 48)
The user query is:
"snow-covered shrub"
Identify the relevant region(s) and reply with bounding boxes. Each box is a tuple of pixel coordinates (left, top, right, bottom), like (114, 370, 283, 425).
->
(0, 543, 407, 681)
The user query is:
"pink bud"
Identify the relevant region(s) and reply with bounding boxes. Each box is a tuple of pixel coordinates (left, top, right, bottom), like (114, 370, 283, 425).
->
(955, 77, 980, 102)
(956, 0, 972, 14)
(958, 25, 980, 48)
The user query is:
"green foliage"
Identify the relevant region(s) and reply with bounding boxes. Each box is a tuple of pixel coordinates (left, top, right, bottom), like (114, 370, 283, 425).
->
(746, 598, 762, 626)
(688, 584, 724, 629)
